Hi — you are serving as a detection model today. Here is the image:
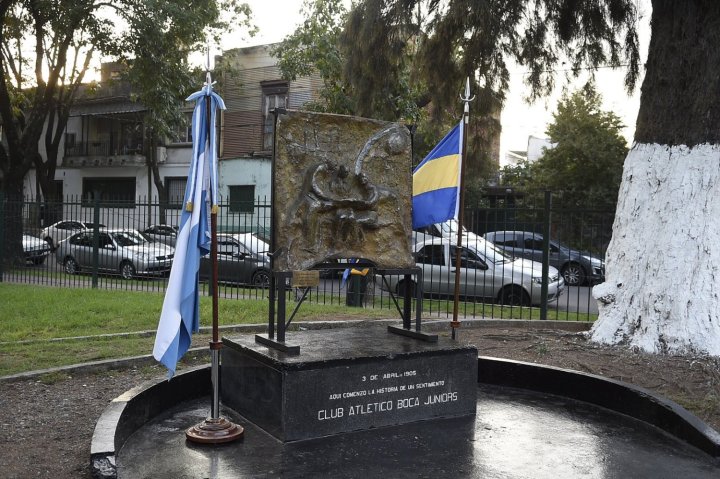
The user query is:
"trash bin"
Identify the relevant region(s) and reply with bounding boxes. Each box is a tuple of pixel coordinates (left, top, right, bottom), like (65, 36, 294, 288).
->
(346, 269, 369, 307)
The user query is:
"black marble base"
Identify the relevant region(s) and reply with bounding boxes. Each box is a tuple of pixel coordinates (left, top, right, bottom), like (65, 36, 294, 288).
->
(220, 327, 478, 442)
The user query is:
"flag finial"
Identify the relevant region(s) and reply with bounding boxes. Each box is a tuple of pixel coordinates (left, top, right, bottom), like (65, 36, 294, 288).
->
(460, 77, 475, 118)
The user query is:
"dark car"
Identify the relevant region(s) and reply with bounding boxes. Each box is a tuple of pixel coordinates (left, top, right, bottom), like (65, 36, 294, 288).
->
(483, 231, 605, 286)
(200, 233, 271, 287)
(142, 224, 178, 246)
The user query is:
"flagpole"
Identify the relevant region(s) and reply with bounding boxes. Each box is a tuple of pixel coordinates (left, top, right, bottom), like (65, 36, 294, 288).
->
(186, 46, 243, 444)
(207, 78, 221, 421)
(452, 77, 474, 340)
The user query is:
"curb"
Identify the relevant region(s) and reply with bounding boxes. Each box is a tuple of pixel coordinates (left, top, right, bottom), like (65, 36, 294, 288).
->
(0, 319, 591, 382)
(90, 355, 720, 479)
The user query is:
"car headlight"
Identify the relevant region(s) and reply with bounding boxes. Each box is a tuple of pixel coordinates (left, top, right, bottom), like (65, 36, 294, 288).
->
(532, 276, 543, 284)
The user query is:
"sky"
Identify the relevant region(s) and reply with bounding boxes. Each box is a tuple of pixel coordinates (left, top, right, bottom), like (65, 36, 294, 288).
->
(223, 0, 651, 165)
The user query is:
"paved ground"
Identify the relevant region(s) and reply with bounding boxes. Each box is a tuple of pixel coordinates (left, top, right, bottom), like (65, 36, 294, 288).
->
(1, 325, 718, 478)
(117, 386, 720, 479)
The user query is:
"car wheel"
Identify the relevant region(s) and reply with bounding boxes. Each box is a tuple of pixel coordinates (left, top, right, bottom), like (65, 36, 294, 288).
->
(252, 270, 270, 288)
(397, 280, 416, 297)
(498, 285, 530, 306)
(64, 257, 79, 275)
(32, 257, 45, 265)
(561, 262, 586, 286)
(120, 261, 136, 280)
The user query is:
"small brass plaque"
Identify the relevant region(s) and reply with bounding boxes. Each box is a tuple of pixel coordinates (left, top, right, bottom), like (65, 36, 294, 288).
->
(292, 270, 320, 288)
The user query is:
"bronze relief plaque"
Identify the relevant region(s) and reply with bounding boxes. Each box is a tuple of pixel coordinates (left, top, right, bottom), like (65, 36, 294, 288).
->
(274, 111, 414, 271)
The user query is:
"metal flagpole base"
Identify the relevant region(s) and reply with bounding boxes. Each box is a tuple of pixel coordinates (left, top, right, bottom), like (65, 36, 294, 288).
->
(186, 417, 244, 444)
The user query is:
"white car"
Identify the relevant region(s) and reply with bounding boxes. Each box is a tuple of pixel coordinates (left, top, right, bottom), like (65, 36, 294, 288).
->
(41, 220, 106, 250)
(23, 234, 52, 264)
(383, 236, 564, 306)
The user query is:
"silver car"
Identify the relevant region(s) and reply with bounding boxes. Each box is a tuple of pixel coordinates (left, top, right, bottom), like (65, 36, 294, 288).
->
(41, 220, 106, 250)
(56, 229, 174, 279)
(383, 236, 564, 306)
(200, 233, 271, 287)
(142, 224, 178, 246)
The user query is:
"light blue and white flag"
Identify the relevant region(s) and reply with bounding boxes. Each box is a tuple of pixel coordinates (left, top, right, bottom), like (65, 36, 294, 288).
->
(412, 122, 462, 229)
(153, 80, 225, 377)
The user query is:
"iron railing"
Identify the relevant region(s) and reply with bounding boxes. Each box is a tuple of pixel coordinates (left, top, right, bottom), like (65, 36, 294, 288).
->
(0, 193, 613, 321)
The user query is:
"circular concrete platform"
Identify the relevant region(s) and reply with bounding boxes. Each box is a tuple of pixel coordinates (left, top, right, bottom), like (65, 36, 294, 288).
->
(115, 384, 720, 479)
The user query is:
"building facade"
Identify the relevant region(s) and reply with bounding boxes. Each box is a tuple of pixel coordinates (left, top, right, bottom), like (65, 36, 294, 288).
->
(17, 44, 321, 233)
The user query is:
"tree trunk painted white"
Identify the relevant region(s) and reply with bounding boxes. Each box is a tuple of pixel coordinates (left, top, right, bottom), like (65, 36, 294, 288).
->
(590, 143, 720, 356)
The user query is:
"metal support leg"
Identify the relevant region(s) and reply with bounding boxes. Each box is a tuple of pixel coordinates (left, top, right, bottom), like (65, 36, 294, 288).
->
(256, 272, 300, 354)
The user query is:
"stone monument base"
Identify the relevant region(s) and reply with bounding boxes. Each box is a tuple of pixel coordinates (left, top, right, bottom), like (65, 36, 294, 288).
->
(220, 326, 478, 442)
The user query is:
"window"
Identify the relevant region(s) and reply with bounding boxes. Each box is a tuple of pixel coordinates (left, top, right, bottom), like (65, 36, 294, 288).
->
(451, 246, 487, 269)
(70, 232, 92, 247)
(228, 185, 255, 213)
(493, 234, 517, 247)
(261, 80, 288, 151)
(65, 133, 76, 148)
(165, 177, 187, 208)
(173, 112, 193, 143)
(417, 245, 445, 266)
(82, 177, 136, 206)
(524, 237, 545, 251)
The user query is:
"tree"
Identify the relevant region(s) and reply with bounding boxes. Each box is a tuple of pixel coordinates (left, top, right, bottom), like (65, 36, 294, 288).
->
(271, 0, 358, 116)
(347, 1, 720, 356)
(273, 0, 497, 174)
(342, 0, 638, 176)
(506, 83, 627, 213)
(0, 0, 250, 259)
(588, 0, 720, 356)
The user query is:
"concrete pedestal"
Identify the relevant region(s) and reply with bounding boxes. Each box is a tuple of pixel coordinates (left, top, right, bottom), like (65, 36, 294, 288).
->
(220, 327, 477, 441)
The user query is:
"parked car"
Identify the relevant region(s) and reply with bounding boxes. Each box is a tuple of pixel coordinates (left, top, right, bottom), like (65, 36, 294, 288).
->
(41, 220, 106, 249)
(142, 224, 178, 246)
(200, 233, 271, 287)
(23, 234, 52, 264)
(412, 219, 478, 245)
(382, 236, 564, 306)
(483, 231, 605, 286)
(55, 229, 174, 279)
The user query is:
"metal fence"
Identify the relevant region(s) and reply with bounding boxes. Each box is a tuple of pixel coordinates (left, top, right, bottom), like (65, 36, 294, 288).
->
(0, 193, 613, 321)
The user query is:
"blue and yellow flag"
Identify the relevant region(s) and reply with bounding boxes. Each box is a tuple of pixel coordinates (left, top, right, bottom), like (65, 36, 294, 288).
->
(412, 123, 462, 229)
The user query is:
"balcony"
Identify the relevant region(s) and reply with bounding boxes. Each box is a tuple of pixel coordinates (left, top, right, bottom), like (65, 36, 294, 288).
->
(63, 140, 146, 168)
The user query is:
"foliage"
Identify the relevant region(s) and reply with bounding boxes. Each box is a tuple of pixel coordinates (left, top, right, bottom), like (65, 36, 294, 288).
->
(274, 0, 638, 179)
(0, 0, 251, 195)
(343, 0, 639, 120)
(502, 83, 628, 212)
(125, 0, 253, 142)
(0, 0, 251, 260)
(271, 0, 356, 116)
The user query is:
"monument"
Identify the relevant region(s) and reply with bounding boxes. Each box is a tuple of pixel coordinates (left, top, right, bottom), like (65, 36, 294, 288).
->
(221, 110, 477, 441)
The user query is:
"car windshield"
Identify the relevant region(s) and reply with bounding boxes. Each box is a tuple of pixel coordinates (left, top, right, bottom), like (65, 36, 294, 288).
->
(82, 222, 106, 229)
(438, 219, 468, 236)
(239, 235, 268, 255)
(111, 231, 149, 247)
(466, 237, 512, 264)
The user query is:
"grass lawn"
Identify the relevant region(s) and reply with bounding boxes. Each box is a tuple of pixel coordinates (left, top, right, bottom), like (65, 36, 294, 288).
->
(0, 283, 595, 375)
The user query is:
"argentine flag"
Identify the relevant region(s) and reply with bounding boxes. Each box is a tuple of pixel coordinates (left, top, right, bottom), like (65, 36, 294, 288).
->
(153, 81, 225, 377)
(412, 123, 462, 229)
